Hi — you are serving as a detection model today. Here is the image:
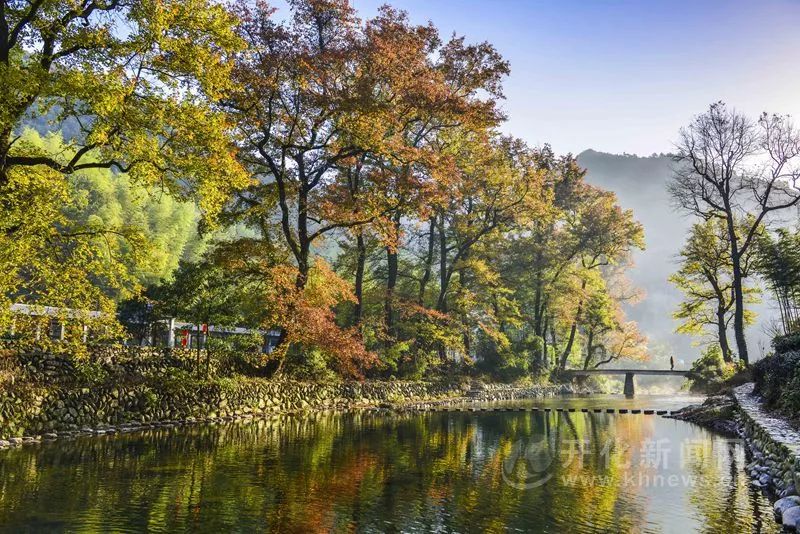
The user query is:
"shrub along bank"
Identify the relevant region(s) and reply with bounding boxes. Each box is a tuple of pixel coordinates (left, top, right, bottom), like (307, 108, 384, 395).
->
(753, 337, 800, 425)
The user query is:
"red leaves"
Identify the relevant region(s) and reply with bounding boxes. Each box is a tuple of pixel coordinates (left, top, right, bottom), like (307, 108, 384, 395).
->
(265, 261, 377, 379)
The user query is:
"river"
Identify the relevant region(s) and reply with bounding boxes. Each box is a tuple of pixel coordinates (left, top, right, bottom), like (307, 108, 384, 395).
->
(0, 395, 780, 532)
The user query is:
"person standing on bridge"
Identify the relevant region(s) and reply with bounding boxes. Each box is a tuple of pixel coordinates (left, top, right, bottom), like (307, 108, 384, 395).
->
(670, 356, 674, 371)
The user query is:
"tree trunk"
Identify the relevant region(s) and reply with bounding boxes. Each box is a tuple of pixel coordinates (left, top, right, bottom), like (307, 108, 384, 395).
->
(354, 231, 366, 325)
(436, 215, 449, 312)
(559, 279, 586, 371)
(205, 321, 212, 377)
(540, 312, 550, 373)
(418, 218, 436, 305)
(0, 130, 11, 188)
(723, 209, 749, 365)
(295, 183, 311, 290)
(583, 329, 594, 370)
(459, 249, 471, 360)
(384, 212, 402, 339)
(716, 306, 732, 363)
(559, 319, 579, 371)
(731, 252, 749, 365)
(549, 322, 558, 368)
(533, 263, 544, 337)
(385, 245, 398, 339)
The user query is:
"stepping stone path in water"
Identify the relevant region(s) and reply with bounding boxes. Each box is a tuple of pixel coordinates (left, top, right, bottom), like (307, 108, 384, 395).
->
(0, 403, 688, 452)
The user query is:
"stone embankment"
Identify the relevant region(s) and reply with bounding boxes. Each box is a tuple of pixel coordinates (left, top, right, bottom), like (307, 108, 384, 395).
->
(0, 352, 594, 451)
(0, 379, 462, 446)
(667, 394, 739, 435)
(0, 381, 590, 449)
(672, 383, 800, 529)
(733, 383, 800, 530)
(399, 382, 590, 411)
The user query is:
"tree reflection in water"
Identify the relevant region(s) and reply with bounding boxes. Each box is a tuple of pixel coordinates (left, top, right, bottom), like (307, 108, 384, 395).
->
(0, 410, 780, 533)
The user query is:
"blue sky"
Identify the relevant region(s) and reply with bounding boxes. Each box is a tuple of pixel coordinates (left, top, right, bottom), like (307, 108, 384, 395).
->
(277, 0, 800, 155)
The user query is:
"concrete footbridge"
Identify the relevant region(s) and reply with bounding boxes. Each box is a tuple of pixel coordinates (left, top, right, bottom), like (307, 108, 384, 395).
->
(561, 369, 693, 397)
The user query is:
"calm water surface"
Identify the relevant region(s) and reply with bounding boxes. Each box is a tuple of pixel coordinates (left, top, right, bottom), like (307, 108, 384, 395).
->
(0, 395, 779, 533)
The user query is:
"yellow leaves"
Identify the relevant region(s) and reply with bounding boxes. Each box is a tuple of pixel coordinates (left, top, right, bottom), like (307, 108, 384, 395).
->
(3, 0, 250, 226)
(671, 218, 760, 347)
(296, 260, 355, 309)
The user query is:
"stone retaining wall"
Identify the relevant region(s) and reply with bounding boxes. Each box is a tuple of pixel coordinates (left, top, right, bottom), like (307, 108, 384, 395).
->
(734, 383, 800, 529)
(0, 379, 463, 443)
(0, 351, 592, 451)
(4, 348, 223, 385)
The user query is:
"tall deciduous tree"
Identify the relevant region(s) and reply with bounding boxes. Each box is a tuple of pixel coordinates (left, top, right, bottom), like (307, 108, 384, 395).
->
(227, 0, 509, 362)
(580, 274, 647, 370)
(671, 102, 800, 365)
(228, 0, 370, 291)
(670, 218, 759, 362)
(432, 134, 543, 314)
(557, 186, 644, 370)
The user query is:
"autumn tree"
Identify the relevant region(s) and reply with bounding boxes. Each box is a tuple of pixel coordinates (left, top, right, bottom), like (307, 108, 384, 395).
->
(226, 0, 508, 370)
(556, 185, 644, 370)
(580, 265, 647, 370)
(228, 0, 373, 292)
(264, 260, 376, 378)
(363, 21, 509, 339)
(431, 135, 540, 311)
(501, 149, 589, 371)
(421, 134, 544, 363)
(473, 149, 646, 376)
(670, 102, 800, 364)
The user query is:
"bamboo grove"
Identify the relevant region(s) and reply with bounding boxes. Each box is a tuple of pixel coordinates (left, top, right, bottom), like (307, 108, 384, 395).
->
(0, 0, 647, 380)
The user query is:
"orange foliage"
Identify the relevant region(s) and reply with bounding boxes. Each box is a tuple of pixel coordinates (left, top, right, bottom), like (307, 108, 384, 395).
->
(266, 261, 377, 378)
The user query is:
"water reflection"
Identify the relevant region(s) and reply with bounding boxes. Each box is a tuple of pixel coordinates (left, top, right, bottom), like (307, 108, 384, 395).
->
(0, 401, 779, 533)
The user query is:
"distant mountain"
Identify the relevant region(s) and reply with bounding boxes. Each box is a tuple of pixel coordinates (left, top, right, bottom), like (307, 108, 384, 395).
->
(577, 149, 774, 364)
